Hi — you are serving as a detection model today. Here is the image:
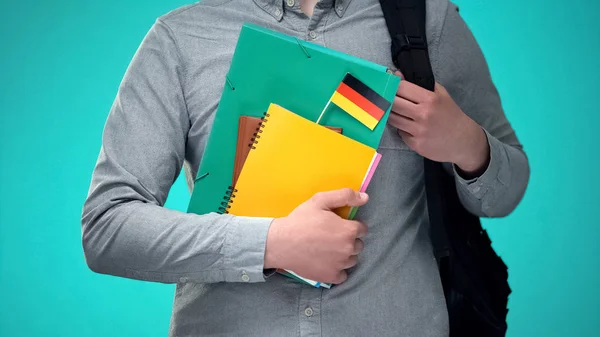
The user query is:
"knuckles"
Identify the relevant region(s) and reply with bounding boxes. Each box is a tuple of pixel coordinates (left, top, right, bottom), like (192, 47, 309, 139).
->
(420, 109, 431, 124)
(342, 241, 355, 256)
(411, 125, 424, 137)
(346, 220, 366, 238)
(310, 191, 325, 204)
(423, 92, 437, 105)
(355, 239, 365, 253)
(346, 224, 359, 239)
(340, 187, 356, 201)
(323, 270, 336, 280)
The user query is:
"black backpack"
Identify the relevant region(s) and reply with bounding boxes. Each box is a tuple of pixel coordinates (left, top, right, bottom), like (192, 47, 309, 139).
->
(378, 1, 511, 336)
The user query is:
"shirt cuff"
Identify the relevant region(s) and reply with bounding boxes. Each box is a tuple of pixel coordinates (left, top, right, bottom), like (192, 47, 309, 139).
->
(453, 128, 508, 200)
(222, 216, 274, 283)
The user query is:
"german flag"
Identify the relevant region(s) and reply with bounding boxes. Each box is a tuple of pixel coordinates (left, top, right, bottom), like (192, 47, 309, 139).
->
(329, 73, 391, 130)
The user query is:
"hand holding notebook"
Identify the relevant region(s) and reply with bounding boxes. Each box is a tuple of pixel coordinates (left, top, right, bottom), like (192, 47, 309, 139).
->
(225, 103, 381, 287)
(264, 189, 369, 285)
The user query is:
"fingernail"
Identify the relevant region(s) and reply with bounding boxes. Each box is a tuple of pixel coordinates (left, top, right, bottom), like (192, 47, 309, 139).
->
(359, 192, 368, 200)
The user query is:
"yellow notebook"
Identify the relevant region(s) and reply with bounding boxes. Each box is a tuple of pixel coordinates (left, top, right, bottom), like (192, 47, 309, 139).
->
(227, 103, 379, 219)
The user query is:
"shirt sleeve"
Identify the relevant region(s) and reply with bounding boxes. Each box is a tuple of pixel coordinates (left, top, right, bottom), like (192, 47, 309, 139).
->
(81, 19, 273, 284)
(434, 3, 530, 217)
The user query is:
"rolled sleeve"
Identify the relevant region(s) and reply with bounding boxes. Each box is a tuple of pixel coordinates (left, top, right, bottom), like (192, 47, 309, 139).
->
(451, 128, 528, 217)
(434, 3, 530, 218)
(453, 128, 506, 200)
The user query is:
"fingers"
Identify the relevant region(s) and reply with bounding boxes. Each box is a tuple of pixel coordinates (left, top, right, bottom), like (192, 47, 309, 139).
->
(343, 255, 359, 269)
(394, 70, 404, 80)
(311, 188, 369, 210)
(397, 129, 414, 141)
(351, 220, 368, 239)
(388, 112, 417, 135)
(353, 238, 364, 254)
(397, 129, 418, 152)
(392, 95, 419, 119)
(396, 79, 433, 104)
(332, 270, 348, 284)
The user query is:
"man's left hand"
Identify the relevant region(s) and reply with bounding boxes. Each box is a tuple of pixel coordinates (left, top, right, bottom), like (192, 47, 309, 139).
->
(388, 73, 490, 175)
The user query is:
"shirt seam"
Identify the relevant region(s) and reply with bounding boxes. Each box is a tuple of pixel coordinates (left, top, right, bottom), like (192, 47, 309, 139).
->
(160, 0, 234, 21)
(156, 18, 192, 129)
(125, 266, 235, 276)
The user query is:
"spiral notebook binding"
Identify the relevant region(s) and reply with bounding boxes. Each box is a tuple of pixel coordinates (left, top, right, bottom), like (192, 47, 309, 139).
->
(218, 112, 270, 214)
(217, 185, 237, 214)
(248, 111, 270, 150)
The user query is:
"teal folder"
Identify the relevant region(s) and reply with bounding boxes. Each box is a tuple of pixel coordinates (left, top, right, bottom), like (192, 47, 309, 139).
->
(187, 23, 400, 215)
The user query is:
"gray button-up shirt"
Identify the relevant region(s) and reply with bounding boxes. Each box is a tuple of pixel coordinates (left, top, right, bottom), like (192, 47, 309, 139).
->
(81, 0, 529, 336)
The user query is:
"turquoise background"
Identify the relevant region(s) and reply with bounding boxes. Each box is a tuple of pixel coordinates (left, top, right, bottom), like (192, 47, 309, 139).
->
(0, 0, 598, 336)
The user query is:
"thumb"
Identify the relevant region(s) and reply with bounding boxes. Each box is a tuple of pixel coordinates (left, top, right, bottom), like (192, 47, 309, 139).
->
(311, 188, 369, 210)
(394, 70, 404, 80)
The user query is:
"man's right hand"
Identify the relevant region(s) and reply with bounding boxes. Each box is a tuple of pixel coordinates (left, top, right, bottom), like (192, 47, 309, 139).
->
(264, 188, 369, 285)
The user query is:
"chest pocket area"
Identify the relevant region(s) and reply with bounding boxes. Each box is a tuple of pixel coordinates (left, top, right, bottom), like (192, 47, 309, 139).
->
(378, 124, 415, 152)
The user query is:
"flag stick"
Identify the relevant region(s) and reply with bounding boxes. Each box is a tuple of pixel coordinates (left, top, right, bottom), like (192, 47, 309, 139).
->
(316, 99, 332, 125)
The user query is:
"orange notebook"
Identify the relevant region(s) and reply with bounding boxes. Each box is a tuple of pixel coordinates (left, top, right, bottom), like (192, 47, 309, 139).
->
(226, 103, 379, 219)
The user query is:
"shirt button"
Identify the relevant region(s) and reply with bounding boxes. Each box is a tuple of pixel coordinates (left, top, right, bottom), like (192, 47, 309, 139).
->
(241, 273, 250, 282)
(304, 307, 314, 317)
(179, 277, 188, 283)
(473, 186, 481, 193)
(308, 30, 317, 39)
(287, 0, 295, 7)
(274, 8, 281, 16)
(337, 5, 344, 11)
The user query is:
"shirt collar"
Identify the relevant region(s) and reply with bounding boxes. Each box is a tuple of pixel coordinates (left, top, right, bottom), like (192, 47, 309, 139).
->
(253, 0, 351, 21)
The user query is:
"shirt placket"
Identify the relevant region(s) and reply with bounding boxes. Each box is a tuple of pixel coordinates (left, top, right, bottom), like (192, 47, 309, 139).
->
(298, 285, 323, 337)
(304, 2, 329, 45)
(275, 2, 332, 337)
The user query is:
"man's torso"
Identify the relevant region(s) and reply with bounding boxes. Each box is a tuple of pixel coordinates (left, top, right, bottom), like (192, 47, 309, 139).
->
(165, 0, 450, 335)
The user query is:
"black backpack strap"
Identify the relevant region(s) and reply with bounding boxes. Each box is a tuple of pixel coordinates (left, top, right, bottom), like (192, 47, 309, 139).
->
(379, 0, 435, 90)
(378, 0, 449, 267)
(378, 1, 510, 336)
